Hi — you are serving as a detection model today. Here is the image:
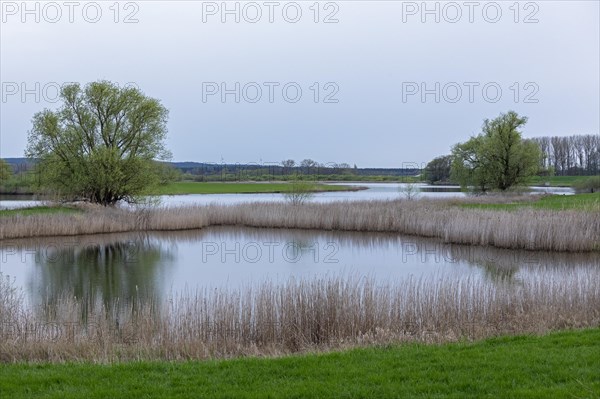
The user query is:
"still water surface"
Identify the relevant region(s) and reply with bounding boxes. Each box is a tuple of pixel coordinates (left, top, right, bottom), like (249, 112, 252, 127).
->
(0, 183, 574, 209)
(1, 227, 595, 311)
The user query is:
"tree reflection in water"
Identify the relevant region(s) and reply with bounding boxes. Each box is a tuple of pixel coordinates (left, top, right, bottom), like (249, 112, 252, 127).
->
(27, 234, 174, 322)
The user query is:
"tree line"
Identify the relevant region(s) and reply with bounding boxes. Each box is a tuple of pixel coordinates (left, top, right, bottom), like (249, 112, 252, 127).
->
(17, 80, 599, 204)
(531, 135, 599, 176)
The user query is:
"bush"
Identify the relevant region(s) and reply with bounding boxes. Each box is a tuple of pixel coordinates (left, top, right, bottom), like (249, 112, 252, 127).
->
(573, 176, 600, 193)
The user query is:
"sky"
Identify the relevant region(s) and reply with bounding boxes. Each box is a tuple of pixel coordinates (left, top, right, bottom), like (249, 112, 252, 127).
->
(1, 0, 598, 168)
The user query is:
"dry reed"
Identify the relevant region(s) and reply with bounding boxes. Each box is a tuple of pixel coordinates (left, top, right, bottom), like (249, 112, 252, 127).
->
(1, 199, 598, 251)
(1, 269, 599, 363)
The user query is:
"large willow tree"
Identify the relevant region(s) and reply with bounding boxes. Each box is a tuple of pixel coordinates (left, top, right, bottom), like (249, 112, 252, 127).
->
(26, 81, 170, 205)
(451, 111, 541, 192)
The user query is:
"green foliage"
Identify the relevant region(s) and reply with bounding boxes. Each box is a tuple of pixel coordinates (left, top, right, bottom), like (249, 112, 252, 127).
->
(1, 329, 599, 398)
(423, 155, 452, 184)
(451, 111, 541, 192)
(155, 162, 182, 185)
(573, 176, 600, 194)
(25, 81, 170, 205)
(0, 159, 12, 182)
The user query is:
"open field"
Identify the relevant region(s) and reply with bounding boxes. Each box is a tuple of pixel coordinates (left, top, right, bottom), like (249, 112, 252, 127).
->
(1, 328, 598, 398)
(0, 196, 598, 251)
(0, 206, 81, 218)
(527, 175, 590, 187)
(1, 270, 599, 363)
(152, 182, 362, 195)
(457, 193, 599, 211)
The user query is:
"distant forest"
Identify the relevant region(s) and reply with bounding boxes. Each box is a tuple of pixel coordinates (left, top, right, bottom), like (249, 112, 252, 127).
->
(2, 158, 421, 181)
(4, 133, 598, 181)
(531, 134, 599, 176)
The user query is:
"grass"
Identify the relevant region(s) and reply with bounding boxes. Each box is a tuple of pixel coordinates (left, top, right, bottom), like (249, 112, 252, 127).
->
(1, 328, 598, 398)
(0, 198, 598, 251)
(152, 182, 360, 195)
(0, 206, 81, 217)
(527, 175, 589, 187)
(458, 193, 600, 211)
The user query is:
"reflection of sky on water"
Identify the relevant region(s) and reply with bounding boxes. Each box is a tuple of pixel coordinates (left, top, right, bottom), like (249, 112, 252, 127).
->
(0, 183, 574, 209)
(1, 226, 596, 312)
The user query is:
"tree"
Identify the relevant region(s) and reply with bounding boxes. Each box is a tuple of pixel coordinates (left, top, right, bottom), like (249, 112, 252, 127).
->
(156, 162, 181, 185)
(283, 176, 315, 205)
(451, 111, 541, 192)
(0, 159, 12, 183)
(399, 182, 420, 200)
(281, 159, 295, 176)
(26, 81, 170, 205)
(423, 155, 452, 184)
(300, 159, 317, 174)
(281, 159, 295, 168)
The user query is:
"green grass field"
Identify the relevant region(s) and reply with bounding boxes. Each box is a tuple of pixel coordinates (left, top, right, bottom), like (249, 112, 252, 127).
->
(460, 193, 599, 211)
(527, 175, 588, 187)
(153, 182, 358, 195)
(1, 329, 598, 398)
(0, 206, 81, 217)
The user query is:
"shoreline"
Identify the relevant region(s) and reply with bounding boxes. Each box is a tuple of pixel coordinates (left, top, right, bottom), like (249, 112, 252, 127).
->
(1, 198, 597, 252)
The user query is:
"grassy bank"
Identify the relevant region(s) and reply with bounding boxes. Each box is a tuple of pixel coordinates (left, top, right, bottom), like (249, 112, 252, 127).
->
(457, 193, 599, 211)
(0, 206, 81, 217)
(153, 182, 362, 195)
(1, 328, 598, 398)
(527, 175, 589, 187)
(0, 197, 598, 251)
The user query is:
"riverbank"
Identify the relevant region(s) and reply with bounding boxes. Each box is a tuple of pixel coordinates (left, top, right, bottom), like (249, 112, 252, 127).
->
(1, 328, 598, 398)
(1, 195, 598, 251)
(152, 182, 367, 195)
(0, 182, 366, 197)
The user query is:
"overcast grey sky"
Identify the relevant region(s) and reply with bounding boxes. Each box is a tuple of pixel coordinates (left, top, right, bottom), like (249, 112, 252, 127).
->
(1, 0, 598, 167)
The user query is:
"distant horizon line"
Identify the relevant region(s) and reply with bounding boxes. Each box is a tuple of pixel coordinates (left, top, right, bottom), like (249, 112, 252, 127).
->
(0, 156, 426, 170)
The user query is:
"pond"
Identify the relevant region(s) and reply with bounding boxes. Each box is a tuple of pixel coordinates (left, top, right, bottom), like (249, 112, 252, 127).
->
(1, 226, 596, 312)
(0, 183, 574, 209)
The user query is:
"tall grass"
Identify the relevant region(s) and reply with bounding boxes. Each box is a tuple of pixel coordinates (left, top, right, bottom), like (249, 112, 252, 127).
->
(1, 269, 599, 363)
(1, 199, 598, 251)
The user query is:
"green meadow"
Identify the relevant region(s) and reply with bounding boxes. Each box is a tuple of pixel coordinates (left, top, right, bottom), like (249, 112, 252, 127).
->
(1, 329, 598, 399)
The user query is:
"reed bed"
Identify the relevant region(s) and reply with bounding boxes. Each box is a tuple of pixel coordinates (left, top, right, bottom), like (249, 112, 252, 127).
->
(1, 269, 599, 363)
(1, 199, 598, 251)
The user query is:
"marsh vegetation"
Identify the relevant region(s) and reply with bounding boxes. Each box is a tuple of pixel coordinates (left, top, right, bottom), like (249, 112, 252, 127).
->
(1, 267, 599, 362)
(1, 196, 597, 251)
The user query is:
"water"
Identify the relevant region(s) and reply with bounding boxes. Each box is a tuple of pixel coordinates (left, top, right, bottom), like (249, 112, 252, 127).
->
(0, 183, 574, 209)
(1, 226, 596, 311)
(0, 194, 47, 210)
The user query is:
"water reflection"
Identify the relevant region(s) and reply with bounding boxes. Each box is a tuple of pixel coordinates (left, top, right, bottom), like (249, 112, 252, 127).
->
(0, 183, 575, 209)
(1, 234, 174, 320)
(0, 227, 596, 319)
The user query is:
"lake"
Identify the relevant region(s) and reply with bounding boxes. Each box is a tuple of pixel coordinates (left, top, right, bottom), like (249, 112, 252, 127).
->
(0, 183, 574, 209)
(1, 226, 596, 312)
